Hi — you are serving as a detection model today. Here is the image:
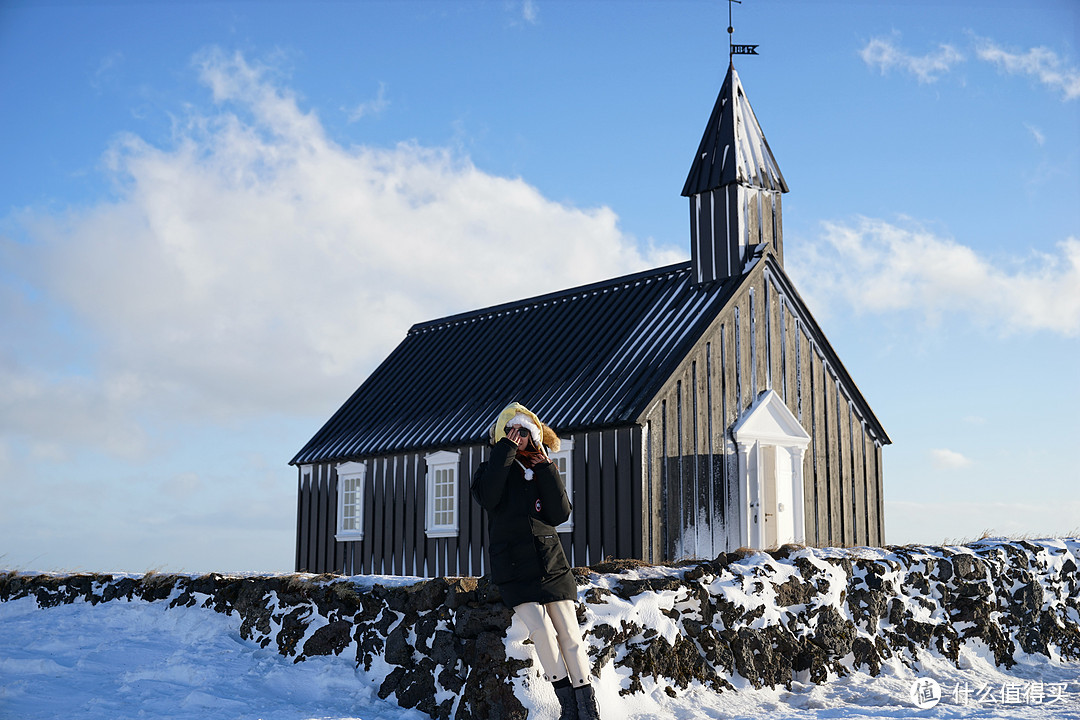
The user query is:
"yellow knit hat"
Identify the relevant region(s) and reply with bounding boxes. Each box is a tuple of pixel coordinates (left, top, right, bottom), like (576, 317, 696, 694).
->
(488, 401, 561, 452)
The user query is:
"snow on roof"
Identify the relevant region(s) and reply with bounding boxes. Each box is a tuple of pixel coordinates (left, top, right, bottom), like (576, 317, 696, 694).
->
(682, 63, 788, 196)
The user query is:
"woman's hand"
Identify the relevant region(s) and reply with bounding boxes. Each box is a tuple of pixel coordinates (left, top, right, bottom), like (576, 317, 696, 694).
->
(506, 426, 529, 450)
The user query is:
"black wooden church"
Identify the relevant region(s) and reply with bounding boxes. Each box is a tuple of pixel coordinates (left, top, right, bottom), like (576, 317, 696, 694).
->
(290, 63, 890, 576)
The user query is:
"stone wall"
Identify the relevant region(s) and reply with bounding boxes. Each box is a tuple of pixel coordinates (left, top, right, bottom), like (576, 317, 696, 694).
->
(2, 538, 1077, 719)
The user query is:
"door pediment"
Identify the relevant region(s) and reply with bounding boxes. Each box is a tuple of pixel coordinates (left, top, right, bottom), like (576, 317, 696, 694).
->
(733, 390, 810, 448)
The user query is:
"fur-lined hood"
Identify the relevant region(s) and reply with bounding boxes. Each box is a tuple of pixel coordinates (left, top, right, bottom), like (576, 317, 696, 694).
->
(488, 402, 560, 453)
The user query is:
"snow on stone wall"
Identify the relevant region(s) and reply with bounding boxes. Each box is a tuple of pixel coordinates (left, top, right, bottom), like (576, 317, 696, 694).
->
(2, 538, 1078, 720)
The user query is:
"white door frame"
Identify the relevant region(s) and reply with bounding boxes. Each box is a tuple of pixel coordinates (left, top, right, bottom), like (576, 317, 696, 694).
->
(733, 390, 811, 549)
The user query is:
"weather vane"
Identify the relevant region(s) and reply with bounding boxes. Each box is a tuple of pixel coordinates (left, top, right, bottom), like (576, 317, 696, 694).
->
(727, 0, 759, 60)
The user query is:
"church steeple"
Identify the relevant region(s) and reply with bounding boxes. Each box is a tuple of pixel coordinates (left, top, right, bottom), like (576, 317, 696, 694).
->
(683, 63, 788, 285)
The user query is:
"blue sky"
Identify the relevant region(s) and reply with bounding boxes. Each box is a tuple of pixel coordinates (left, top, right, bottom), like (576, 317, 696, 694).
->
(1, 0, 1077, 573)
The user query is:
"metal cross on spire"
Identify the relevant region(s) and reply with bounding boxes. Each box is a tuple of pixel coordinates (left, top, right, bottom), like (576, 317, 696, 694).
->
(727, 0, 759, 60)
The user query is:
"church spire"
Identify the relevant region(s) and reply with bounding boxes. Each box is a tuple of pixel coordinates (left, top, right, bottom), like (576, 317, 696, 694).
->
(682, 63, 788, 285)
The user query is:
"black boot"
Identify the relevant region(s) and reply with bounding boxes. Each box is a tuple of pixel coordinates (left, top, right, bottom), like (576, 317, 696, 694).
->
(553, 681, 578, 720)
(574, 684, 601, 720)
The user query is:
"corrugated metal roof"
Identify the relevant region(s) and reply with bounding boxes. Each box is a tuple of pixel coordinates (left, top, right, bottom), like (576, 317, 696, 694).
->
(682, 63, 788, 196)
(290, 262, 742, 464)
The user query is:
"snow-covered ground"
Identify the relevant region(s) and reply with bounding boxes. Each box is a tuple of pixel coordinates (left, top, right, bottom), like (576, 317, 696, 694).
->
(2, 585, 1078, 720)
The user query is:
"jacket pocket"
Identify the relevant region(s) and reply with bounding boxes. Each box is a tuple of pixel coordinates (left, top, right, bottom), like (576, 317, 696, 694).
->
(534, 533, 569, 577)
(489, 540, 542, 584)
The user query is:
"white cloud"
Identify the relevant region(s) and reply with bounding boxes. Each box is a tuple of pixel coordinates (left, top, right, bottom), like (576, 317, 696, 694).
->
(859, 33, 1080, 101)
(788, 217, 1080, 336)
(930, 448, 972, 470)
(860, 35, 964, 84)
(0, 359, 151, 460)
(522, 0, 538, 25)
(91, 50, 124, 91)
(504, 0, 538, 27)
(974, 38, 1080, 101)
(2, 48, 681, 453)
(1024, 123, 1046, 145)
(346, 81, 389, 121)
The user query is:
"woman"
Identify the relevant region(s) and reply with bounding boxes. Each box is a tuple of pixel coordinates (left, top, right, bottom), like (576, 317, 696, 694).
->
(471, 402, 602, 720)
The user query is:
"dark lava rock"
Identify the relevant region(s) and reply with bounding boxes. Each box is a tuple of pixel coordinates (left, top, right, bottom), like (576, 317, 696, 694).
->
(815, 606, 855, 658)
(302, 619, 353, 658)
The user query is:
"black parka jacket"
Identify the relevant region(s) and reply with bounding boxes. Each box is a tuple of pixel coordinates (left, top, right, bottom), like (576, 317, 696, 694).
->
(471, 437, 576, 608)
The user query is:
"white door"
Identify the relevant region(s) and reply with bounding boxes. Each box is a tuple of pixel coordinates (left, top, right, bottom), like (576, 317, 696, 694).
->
(761, 445, 778, 548)
(733, 391, 810, 550)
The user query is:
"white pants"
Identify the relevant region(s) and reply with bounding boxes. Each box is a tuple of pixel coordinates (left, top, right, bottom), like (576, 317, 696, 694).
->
(513, 600, 591, 687)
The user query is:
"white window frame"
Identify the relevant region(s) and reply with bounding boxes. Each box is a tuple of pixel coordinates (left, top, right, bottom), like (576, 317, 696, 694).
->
(425, 450, 460, 538)
(549, 438, 574, 532)
(335, 461, 367, 542)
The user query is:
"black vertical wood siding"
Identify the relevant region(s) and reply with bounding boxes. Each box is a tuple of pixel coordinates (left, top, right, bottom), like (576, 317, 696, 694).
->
(639, 262, 886, 558)
(295, 428, 647, 575)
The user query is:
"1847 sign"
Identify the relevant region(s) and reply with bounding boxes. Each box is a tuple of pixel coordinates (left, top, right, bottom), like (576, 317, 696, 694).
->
(731, 44, 759, 55)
